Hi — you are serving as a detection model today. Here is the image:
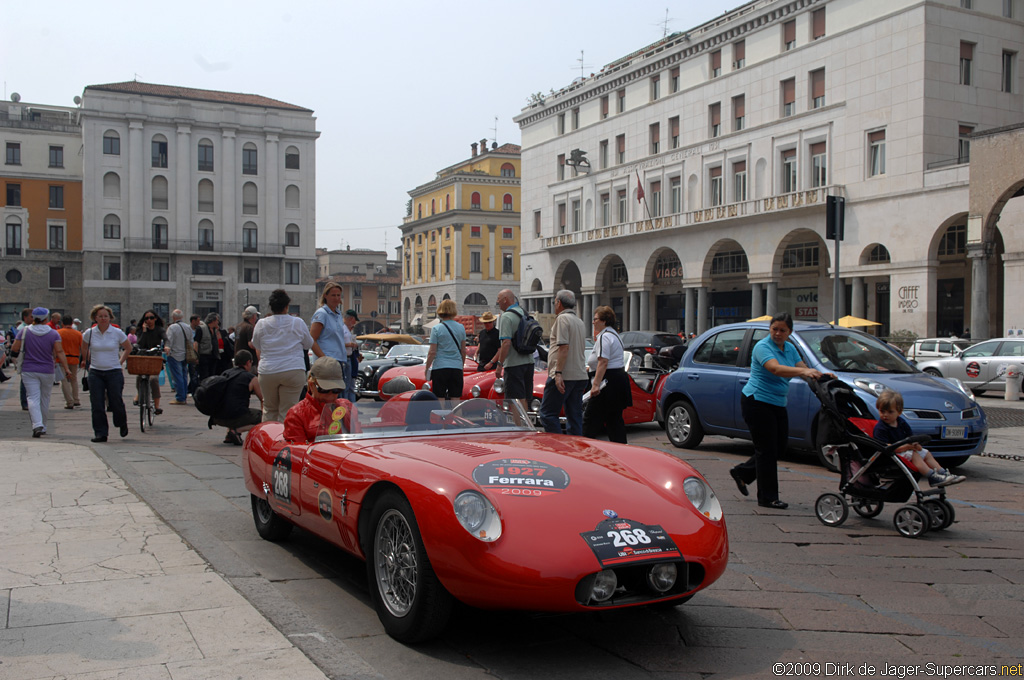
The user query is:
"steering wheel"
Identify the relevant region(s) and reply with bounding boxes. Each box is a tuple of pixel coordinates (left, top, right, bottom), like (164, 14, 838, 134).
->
(839, 359, 859, 370)
(448, 398, 502, 427)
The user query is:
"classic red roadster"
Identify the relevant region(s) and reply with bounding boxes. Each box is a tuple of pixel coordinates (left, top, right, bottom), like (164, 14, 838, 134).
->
(244, 394, 728, 643)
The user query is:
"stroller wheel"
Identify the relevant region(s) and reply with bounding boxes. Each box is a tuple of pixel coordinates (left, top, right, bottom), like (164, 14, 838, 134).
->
(851, 498, 884, 518)
(922, 499, 955, 530)
(815, 493, 848, 526)
(893, 505, 931, 538)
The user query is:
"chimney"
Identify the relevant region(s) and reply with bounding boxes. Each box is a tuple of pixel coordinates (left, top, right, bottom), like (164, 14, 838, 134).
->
(471, 142, 478, 157)
(480, 138, 488, 154)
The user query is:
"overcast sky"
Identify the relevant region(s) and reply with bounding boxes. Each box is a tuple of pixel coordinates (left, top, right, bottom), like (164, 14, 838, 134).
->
(3, 0, 739, 254)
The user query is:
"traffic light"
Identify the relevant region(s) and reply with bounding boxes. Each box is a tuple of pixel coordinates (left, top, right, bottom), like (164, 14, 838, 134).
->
(826, 195, 845, 241)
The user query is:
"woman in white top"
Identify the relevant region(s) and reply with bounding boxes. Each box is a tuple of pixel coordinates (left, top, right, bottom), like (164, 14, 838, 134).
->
(251, 289, 324, 422)
(583, 305, 632, 444)
(81, 305, 133, 442)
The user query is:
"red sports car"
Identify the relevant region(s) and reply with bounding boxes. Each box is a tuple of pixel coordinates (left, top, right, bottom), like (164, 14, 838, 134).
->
(244, 394, 728, 643)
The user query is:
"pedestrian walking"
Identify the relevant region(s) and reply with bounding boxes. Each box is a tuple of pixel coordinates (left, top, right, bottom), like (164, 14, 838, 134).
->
(538, 290, 588, 435)
(583, 306, 631, 443)
(252, 289, 323, 421)
(493, 289, 534, 411)
(423, 299, 467, 400)
(476, 312, 500, 370)
(81, 304, 132, 443)
(57, 315, 83, 409)
(12, 307, 71, 437)
(164, 309, 194, 405)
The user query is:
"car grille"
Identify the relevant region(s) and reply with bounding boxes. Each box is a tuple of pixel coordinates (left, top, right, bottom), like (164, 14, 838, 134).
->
(907, 409, 944, 420)
(926, 431, 984, 453)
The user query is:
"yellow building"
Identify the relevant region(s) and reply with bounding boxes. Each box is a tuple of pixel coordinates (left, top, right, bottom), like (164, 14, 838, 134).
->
(401, 141, 521, 327)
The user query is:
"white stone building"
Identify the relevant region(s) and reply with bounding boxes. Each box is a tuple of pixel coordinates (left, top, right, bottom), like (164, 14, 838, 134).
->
(79, 82, 320, 324)
(514, 0, 1023, 340)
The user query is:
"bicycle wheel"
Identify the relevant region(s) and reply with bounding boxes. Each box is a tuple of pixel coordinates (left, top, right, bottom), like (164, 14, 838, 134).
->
(139, 379, 149, 432)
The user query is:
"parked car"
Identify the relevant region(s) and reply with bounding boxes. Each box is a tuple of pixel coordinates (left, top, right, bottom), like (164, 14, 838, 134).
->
(906, 337, 973, 362)
(658, 322, 987, 470)
(621, 331, 685, 371)
(243, 396, 728, 643)
(355, 344, 430, 399)
(916, 338, 1024, 394)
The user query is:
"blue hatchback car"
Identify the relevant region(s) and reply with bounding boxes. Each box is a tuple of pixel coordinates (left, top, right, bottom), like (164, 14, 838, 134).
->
(657, 322, 987, 470)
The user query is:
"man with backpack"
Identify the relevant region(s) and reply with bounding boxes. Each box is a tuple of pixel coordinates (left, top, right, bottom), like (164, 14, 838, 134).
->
(197, 350, 263, 445)
(494, 289, 540, 411)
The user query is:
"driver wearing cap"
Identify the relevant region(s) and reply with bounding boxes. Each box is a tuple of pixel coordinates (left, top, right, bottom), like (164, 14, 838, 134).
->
(283, 356, 359, 443)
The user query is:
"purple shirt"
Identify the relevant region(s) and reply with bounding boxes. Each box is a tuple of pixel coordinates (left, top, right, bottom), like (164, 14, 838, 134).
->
(17, 326, 60, 374)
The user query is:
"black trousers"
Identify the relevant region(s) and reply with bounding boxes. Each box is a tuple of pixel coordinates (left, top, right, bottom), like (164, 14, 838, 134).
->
(734, 394, 788, 503)
(430, 368, 463, 400)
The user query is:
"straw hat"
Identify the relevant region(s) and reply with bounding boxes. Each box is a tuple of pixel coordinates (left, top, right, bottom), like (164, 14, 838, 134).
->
(479, 312, 497, 323)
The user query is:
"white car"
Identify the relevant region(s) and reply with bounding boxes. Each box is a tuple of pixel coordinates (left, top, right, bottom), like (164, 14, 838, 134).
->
(907, 337, 973, 362)
(916, 338, 1024, 393)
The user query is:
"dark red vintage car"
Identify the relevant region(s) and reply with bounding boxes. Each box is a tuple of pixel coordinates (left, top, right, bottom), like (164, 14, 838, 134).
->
(244, 395, 728, 643)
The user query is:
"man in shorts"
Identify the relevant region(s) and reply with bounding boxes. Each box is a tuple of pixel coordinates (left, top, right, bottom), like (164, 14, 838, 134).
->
(493, 289, 534, 413)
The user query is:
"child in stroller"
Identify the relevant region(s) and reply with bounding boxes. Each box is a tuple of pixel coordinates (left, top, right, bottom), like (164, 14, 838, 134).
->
(873, 389, 965, 487)
(807, 376, 958, 538)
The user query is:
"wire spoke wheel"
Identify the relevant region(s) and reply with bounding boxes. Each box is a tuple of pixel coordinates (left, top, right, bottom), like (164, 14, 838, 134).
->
(374, 509, 419, 618)
(139, 380, 149, 432)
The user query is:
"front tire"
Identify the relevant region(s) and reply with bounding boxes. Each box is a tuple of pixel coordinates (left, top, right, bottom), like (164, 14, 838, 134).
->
(665, 401, 704, 449)
(251, 494, 293, 542)
(366, 490, 453, 643)
(923, 368, 942, 378)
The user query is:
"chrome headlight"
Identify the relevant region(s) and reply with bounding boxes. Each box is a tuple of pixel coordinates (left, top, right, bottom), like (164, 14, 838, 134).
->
(647, 563, 677, 593)
(591, 569, 617, 601)
(362, 366, 375, 376)
(492, 378, 505, 394)
(683, 476, 723, 521)
(529, 397, 542, 413)
(453, 491, 501, 542)
(853, 379, 887, 397)
(471, 384, 481, 398)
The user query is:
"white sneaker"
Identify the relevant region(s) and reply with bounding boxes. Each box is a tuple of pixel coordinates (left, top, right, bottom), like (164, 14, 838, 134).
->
(937, 473, 966, 487)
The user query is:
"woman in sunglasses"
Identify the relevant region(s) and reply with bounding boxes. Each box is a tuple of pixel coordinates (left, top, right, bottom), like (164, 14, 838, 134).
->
(283, 356, 359, 443)
(133, 310, 166, 414)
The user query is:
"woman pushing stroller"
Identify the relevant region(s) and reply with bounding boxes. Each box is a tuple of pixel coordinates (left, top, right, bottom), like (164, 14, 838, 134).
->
(873, 390, 965, 487)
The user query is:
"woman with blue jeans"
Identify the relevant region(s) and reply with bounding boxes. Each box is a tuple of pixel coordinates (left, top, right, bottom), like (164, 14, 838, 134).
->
(12, 307, 71, 438)
(82, 304, 132, 443)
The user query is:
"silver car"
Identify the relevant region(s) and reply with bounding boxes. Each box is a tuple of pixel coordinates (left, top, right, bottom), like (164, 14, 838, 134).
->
(916, 338, 1024, 393)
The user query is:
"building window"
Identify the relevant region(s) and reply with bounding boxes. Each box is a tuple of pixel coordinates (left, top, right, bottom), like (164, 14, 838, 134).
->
(670, 177, 682, 213)
(868, 244, 891, 263)
(104, 215, 121, 239)
(152, 176, 168, 210)
(430, 254, 436, 278)
(616, 134, 625, 164)
(5, 219, 21, 255)
(534, 211, 541, 236)
(651, 75, 661, 100)
(49, 185, 64, 209)
(285, 262, 300, 285)
(733, 161, 748, 201)
(152, 219, 169, 249)
(709, 103, 721, 138)
(709, 168, 723, 207)
(103, 131, 120, 155)
(192, 260, 222, 276)
(557, 113, 565, 135)
(959, 125, 973, 163)
(650, 181, 662, 217)
(810, 69, 825, 108)
(471, 225, 481, 238)
(1003, 51, 1016, 93)
(103, 257, 121, 281)
(558, 203, 566, 234)
(782, 242, 819, 269)
(781, 149, 797, 193)
(810, 142, 827, 187)
(572, 107, 579, 130)
(617, 88, 625, 113)
(416, 256, 422, 279)
(444, 250, 451, 275)
(470, 192, 481, 209)
(961, 0, 971, 8)
(600, 193, 610, 226)
(733, 40, 745, 69)
(286, 184, 300, 209)
(500, 162, 515, 177)
(812, 8, 826, 40)
(617, 190, 627, 223)
(572, 199, 581, 231)
(557, 154, 565, 181)
(49, 146, 64, 168)
(710, 50, 722, 78)
(938, 224, 967, 257)
(154, 261, 170, 282)
(103, 172, 120, 199)
(502, 227, 513, 239)
(601, 95, 609, 119)
(711, 250, 749, 275)
(783, 20, 796, 50)
(49, 224, 64, 250)
(49, 266, 65, 289)
(960, 42, 974, 85)
(5, 142, 20, 165)
(242, 144, 258, 175)
(502, 252, 514, 275)
(6, 182, 21, 206)
(782, 78, 796, 117)
(732, 95, 745, 131)
(285, 224, 300, 247)
(198, 221, 215, 250)
(1004, 0, 1013, 16)
(611, 263, 628, 284)
(243, 225, 258, 253)
(242, 182, 258, 215)
(152, 137, 168, 168)
(669, 116, 680, 149)
(198, 140, 214, 172)
(599, 140, 608, 169)
(650, 123, 660, 154)
(670, 67, 680, 92)
(197, 179, 214, 212)
(869, 130, 886, 176)
(470, 251, 482, 273)
(285, 146, 300, 170)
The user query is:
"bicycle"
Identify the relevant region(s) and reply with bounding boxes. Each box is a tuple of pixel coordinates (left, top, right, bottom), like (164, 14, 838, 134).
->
(126, 349, 164, 433)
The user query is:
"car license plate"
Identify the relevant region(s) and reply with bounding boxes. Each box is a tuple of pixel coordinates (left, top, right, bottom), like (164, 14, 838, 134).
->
(942, 426, 966, 439)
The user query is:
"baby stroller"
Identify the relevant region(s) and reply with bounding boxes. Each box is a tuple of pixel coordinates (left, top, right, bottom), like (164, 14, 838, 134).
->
(807, 376, 955, 538)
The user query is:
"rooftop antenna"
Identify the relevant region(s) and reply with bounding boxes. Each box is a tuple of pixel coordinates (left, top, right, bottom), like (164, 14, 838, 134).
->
(572, 50, 592, 79)
(491, 116, 498, 147)
(657, 8, 674, 38)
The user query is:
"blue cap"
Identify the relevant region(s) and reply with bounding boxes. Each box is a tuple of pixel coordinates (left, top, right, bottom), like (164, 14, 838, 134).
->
(32, 307, 49, 320)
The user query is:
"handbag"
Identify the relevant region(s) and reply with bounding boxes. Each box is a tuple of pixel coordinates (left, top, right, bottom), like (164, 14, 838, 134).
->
(180, 323, 199, 365)
(82, 373, 89, 392)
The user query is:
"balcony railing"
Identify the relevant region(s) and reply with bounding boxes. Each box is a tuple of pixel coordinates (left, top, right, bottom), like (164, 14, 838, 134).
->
(123, 237, 286, 255)
(542, 186, 839, 249)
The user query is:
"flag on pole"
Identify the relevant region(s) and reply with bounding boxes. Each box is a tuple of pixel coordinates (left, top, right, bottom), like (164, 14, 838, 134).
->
(636, 170, 645, 202)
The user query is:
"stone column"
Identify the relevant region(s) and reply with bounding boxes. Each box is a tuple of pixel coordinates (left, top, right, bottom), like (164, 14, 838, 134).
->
(488, 225, 497, 279)
(750, 282, 763, 318)
(684, 288, 696, 336)
(175, 125, 191, 240)
(968, 242, 991, 339)
(544, 297, 553, 314)
(452, 224, 462, 279)
(265, 133, 280, 244)
(639, 290, 651, 329)
(128, 120, 145, 238)
(697, 287, 709, 334)
(221, 128, 237, 242)
(581, 294, 593, 337)
(851, 276, 865, 318)
(629, 291, 640, 330)
(766, 282, 779, 316)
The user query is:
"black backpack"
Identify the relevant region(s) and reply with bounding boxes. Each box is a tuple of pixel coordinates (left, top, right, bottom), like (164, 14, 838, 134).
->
(193, 373, 231, 416)
(509, 307, 543, 355)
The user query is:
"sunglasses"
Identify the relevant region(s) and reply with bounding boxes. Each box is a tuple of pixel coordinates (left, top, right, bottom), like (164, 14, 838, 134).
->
(142, 316, 156, 321)
(313, 380, 343, 395)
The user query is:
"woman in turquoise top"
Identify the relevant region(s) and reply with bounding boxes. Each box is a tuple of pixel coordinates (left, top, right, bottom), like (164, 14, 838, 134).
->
(729, 312, 827, 509)
(423, 299, 466, 400)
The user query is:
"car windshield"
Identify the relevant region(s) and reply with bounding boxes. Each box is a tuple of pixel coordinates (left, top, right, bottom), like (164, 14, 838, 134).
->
(314, 396, 535, 441)
(800, 330, 916, 374)
(653, 334, 683, 347)
(386, 344, 429, 359)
